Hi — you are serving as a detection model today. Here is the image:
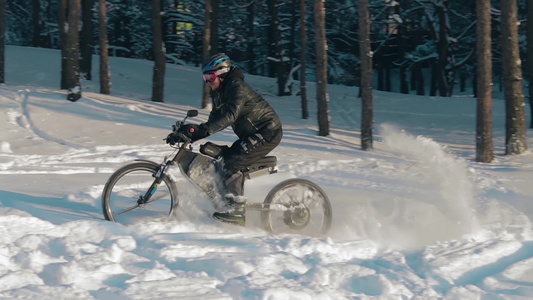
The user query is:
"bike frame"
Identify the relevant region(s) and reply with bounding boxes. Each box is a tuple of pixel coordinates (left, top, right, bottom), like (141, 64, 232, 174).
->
(136, 110, 279, 210)
(137, 141, 279, 210)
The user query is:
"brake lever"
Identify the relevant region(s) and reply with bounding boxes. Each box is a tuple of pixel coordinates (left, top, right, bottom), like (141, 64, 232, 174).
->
(172, 121, 183, 133)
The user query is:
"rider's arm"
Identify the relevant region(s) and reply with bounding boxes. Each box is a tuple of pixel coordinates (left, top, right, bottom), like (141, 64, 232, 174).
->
(202, 81, 245, 135)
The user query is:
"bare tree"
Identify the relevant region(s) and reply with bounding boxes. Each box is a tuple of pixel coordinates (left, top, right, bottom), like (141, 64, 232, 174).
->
(435, 3, 449, 97)
(300, 0, 308, 119)
(98, 0, 110, 94)
(65, 0, 82, 101)
(247, 1, 256, 74)
(475, 0, 493, 163)
(151, 0, 165, 102)
(268, 0, 290, 96)
(32, 0, 41, 47)
(501, 0, 527, 155)
(314, 0, 329, 136)
(527, 1, 533, 128)
(359, 0, 373, 150)
(0, 0, 5, 84)
(80, 0, 94, 80)
(267, 0, 279, 79)
(202, 0, 215, 109)
(59, 0, 67, 89)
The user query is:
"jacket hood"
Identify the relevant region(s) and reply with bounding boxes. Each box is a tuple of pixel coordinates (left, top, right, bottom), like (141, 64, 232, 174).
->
(221, 67, 244, 89)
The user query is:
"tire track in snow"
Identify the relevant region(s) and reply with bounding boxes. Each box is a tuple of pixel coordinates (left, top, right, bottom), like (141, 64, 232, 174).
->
(0, 87, 175, 175)
(16, 88, 96, 151)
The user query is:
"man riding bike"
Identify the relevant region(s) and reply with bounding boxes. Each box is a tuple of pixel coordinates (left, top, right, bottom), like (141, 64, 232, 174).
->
(166, 53, 283, 226)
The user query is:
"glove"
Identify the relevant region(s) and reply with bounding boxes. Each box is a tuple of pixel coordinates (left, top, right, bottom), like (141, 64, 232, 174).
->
(178, 124, 208, 142)
(165, 132, 186, 145)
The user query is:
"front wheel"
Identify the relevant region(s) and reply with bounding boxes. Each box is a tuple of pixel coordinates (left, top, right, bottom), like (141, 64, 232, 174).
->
(102, 161, 178, 224)
(261, 178, 332, 236)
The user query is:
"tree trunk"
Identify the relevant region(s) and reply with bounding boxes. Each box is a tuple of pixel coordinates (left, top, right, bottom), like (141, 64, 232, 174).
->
(377, 53, 384, 91)
(202, 0, 218, 108)
(473, 73, 477, 97)
(359, 0, 373, 150)
(300, 0, 308, 119)
(267, 0, 279, 78)
(314, 0, 329, 136)
(32, 0, 41, 47)
(201, 0, 213, 108)
(460, 71, 466, 92)
(65, 0, 82, 101)
(398, 24, 409, 94)
(527, 1, 533, 128)
(413, 63, 425, 95)
(247, 1, 255, 75)
(211, 0, 218, 53)
(268, 0, 289, 96)
(430, 58, 437, 96)
(501, 0, 528, 154)
(59, 0, 68, 90)
(151, 0, 165, 102)
(288, 0, 298, 83)
(0, 0, 5, 84)
(385, 62, 391, 92)
(98, 0, 110, 94)
(80, 0, 94, 80)
(475, 0, 493, 163)
(436, 4, 448, 97)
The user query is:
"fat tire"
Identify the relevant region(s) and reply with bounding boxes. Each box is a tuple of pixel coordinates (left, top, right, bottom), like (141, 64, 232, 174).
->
(261, 178, 332, 236)
(102, 161, 178, 222)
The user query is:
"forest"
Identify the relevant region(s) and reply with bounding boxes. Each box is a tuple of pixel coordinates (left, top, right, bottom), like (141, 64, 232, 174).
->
(0, 1, 530, 94)
(0, 0, 531, 162)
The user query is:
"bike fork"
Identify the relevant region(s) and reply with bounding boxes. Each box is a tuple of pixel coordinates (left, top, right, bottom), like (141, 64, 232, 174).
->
(138, 162, 171, 205)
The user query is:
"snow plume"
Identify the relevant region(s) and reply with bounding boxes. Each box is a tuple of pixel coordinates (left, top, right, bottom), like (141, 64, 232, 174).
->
(372, 124, 478, 249)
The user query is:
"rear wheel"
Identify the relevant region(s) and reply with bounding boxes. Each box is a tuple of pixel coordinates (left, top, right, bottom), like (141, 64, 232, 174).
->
(261, 178, 332, 236)
(102, 161, 178, 224)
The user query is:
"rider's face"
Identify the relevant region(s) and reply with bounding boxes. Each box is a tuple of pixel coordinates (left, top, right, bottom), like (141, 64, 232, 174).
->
(207, 76, 221, 90)
(203, 72, 222, 90)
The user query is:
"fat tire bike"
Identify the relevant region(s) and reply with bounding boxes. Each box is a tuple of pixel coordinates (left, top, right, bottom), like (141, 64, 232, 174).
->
(101, 110, 332, 235)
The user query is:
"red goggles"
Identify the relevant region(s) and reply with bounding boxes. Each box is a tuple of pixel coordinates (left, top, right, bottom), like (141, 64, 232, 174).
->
(202, 72, 217, 83)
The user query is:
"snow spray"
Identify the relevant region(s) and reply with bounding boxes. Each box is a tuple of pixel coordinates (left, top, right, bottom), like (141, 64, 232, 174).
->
(372, 124, 479, 249)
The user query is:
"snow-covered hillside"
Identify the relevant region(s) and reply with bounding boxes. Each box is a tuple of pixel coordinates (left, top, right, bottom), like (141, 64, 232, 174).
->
(0, 45, 532, 299)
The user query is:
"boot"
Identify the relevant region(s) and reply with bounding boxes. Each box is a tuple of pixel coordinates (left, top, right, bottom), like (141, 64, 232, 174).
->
(213, 194, 246, 226)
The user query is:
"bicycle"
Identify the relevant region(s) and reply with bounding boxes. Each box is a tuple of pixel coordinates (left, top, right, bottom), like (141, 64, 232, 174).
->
(101, 110, 332, 235)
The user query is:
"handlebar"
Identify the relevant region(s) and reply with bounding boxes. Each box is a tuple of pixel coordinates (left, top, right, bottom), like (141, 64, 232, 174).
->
(176, 109, 198, 131)
(166, 109, 199, 148)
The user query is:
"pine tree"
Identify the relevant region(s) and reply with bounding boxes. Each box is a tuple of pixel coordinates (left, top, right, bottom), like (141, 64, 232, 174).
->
(527, 0, 533, 128)
(201, 0, 216, 109)
(98, 0, 110, 94)
(314, 0, 329, 136)
(300, 0, 308, 119)
(65, 0, 82, 101)
(58, 0, 67, 90)
(151, 0, 165, 102)
(501, 0, 527, 154)
(0, 0, 5, 84)
(32, 0, 40, 47)
(475, 0, 493, 162)
(359, 0, 373, 150)
(80, 0, 95, 80)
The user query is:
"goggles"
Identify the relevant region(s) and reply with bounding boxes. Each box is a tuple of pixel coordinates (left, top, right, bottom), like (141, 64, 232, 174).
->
(202, 67, 229, 83)
(202, 71, 217, 83)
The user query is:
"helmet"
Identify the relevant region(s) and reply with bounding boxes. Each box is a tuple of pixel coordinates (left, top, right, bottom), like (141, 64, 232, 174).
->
(202, 53, 231, 73)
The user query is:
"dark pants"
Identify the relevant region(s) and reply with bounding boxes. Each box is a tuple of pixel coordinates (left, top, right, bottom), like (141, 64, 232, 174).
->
(220, 129, 282, 196)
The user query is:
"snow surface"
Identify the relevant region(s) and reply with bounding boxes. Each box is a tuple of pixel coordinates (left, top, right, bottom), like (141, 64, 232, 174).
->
(0, 45, 532, 299)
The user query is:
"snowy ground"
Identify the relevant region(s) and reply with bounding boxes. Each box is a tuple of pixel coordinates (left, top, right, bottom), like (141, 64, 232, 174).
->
(0, 45, 532, 299)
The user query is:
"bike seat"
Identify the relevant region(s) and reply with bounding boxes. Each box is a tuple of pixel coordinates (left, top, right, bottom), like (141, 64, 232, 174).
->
(242, 156, 277, 179)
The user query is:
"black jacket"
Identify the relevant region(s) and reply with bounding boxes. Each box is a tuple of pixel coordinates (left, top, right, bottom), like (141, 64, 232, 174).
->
(201, 67, 282, 142)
